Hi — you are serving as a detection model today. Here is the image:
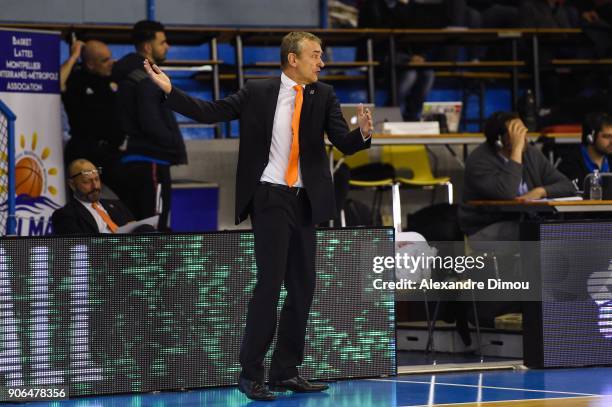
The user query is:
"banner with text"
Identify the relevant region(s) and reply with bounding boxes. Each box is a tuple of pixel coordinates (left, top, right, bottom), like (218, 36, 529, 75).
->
(0, 28, 65, 236)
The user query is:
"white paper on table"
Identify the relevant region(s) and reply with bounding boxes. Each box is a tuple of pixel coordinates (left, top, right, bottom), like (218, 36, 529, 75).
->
(116, 215, 159, 234)
(531, 196, 583, 202)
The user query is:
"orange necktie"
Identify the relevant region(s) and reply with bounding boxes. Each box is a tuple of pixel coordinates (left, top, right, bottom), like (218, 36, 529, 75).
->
(92, 202, 118, 233)
(285, 85, 303, 187)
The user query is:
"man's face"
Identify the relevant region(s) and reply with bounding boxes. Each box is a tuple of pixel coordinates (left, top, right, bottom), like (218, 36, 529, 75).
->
(594, 125, 612, 156)
(87, 45, 113, 77)
(150, 31, 170, 64)
(69, 164, 101, 203)
(292, 39, 324, 85)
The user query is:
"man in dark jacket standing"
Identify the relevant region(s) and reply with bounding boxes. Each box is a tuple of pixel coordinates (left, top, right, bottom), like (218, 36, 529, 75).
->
(144, 32, 373, 401)
(113, 20, 186, 231)
(61, 39, 124, 196)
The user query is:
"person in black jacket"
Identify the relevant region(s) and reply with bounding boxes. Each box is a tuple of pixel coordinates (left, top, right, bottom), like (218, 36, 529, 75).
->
(557, 112, 612, 187)
(358, 0, 480, 120)
(144, 31, 372, 401)
(572, 0, 612, 26)
(52, 159, 135, 235)
(113, 20, 186, 231)
(569, 0, 612, 57)
(358, 0, 434, 120)
(60, 39, 124, 196)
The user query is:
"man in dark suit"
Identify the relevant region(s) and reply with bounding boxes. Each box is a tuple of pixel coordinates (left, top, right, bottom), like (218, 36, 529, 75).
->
(52, 159, 135, 235)
(144, 31, 373, 401)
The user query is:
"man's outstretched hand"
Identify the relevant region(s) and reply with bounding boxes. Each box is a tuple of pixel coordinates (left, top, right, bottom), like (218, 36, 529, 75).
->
(143, 59, 172, 94)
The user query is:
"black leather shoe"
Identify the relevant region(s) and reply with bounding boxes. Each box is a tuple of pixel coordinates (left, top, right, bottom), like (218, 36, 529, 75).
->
(269, 376, 329, 393)
(238, 376, 276, 401)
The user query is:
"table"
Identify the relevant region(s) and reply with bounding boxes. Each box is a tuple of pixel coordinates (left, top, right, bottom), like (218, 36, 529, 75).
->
(331, 132, 580, 168)
(467, 199, 612, 214)
(327, 132, 582, 228)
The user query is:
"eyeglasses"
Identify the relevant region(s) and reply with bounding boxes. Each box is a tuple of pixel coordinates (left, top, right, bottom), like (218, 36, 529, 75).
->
(69, 167, 102, 179)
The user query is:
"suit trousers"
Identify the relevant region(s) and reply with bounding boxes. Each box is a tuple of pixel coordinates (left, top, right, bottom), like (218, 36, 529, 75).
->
(239, 183, 316, 383)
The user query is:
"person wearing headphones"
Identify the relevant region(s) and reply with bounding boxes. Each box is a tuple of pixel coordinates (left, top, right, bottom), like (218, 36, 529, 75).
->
(558, 112, 612, 188)
(458, 111, 575, 240)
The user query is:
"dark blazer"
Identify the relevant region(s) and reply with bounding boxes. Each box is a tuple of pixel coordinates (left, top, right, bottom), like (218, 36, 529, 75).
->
(52, 198, 134, 235)
(165, 78, 371, 224)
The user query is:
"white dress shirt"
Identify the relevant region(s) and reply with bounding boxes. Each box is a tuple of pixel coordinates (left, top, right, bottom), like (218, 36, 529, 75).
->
(260, 72, 305, 187)
(260, 73, 371, 187)
(76, 197, 113, 233)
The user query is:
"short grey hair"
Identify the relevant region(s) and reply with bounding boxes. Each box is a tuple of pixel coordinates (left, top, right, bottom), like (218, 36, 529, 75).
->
(280, 31, 322, 69)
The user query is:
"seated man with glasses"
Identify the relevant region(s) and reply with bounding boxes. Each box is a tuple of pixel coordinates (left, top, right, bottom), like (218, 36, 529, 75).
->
(52, 158, 139, 234)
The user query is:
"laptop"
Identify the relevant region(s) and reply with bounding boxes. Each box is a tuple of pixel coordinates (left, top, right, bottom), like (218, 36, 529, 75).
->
(340, 103, 375, 131)
(422, 101, 463, 133)
(374, 107, 404, 132)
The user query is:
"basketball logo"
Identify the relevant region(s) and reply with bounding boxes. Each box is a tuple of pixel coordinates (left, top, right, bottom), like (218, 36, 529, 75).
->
(15, 156, 44, 197)
(12, 131, 63, 236)
(14, 132, 60, 199)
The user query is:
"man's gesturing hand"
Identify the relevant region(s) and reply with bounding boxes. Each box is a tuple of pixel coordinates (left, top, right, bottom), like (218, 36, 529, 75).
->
(357, 103, 373, 138)
(143, 59, 172, 94)
(70, 40, 85, 60)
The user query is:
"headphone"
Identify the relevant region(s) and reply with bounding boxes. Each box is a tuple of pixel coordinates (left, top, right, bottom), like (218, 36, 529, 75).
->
(582, 112, 611, 146)
(495, 134, 505, 150)
(586, 130, 596, 145)
(486, 111, 518, 150)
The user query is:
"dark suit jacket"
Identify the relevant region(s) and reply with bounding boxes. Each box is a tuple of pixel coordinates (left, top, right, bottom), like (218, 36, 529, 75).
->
(165, 78, 371, 224)
(52, 198, 134, 235)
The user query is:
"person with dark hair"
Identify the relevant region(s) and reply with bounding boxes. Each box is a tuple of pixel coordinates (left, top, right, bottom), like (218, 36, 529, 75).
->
(358, 0, 434, 120)
(468, 1, 519, 28)
(459, 111, 574, 239)
(557, 112, 612, 186)
(572, 0, 612, 26)
(60, 39, 124, 196)
(144, 31, 372, 401)
(568, 0, 612, 57)
(358, 0, 480, 120)
(112, 20, 185, 231)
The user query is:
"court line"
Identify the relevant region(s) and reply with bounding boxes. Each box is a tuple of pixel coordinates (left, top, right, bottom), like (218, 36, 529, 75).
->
(366, 378, 598, 397)
(402, 395, 603, 407)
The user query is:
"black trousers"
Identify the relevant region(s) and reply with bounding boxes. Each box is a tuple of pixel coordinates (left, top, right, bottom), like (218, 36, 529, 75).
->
(239, 183, 316, 383)
(120, 161, 172, 231)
